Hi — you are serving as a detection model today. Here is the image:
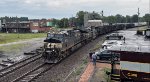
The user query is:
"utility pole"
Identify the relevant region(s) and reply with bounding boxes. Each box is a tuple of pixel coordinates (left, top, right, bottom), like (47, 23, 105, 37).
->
(4, 19, 8, 33)
(101, 10, 104, 26)
(138, 8, 140, 26)
(125, 15, 127, 30)
(71, 15, 74, 27)
(149, 0, 150, 28)
(98, 10, 104, 26)
(64, 20, 65, 28)
(17, 16, 19, 38)
(84, 12, 88, 27)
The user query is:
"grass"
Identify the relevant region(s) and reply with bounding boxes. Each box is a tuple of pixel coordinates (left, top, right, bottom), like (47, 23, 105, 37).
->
(103, 68, 117, 82)
(90, 67, 112, 82)
(0, 43, 26, 53)
(73, 59, 88, 76)
(65, 58, 88, 82)
(103, 68, 111, 81)
(0, 33, 46, 44)
(92, 37, 105, 51)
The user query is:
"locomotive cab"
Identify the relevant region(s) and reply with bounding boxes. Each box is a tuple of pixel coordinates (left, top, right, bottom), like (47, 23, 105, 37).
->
(43, 32, 67, 63)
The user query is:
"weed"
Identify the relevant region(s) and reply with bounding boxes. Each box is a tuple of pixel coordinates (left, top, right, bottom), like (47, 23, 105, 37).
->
(0, 44, 25, 53)
(0, 33, 46, 44)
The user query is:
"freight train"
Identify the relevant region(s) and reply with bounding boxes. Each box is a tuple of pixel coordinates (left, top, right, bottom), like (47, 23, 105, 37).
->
(42, 21, 146, 63)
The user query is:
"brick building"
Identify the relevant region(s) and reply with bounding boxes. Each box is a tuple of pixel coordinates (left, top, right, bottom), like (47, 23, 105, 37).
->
(30, 19, 53, 33)
(1, 21, 30, 33)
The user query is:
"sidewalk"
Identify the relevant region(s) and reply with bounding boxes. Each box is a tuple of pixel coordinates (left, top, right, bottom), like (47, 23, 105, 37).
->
(78, 61, 120, 82)
(78, 62, 94, 82)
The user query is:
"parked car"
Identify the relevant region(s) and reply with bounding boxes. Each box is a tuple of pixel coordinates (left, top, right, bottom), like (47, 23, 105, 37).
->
(105, 33, 124, 40)
(96, 49, 119, 61)
(102, 33, 124, 49)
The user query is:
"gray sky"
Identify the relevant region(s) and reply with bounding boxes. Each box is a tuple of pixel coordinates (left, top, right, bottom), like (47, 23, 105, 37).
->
(0, 0, 149, 19)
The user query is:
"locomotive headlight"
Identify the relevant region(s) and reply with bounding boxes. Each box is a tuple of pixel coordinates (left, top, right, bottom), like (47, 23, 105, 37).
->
(47, 43, 52, 48)
(49, 44, 51, 47)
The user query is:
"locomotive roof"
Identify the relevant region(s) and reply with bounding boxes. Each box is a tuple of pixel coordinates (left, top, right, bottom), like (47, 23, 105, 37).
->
(106, 33, 123, 37)
(47, 29, 81, 35)
(88, 20, 102, 22)
(107, 30, 150, 53)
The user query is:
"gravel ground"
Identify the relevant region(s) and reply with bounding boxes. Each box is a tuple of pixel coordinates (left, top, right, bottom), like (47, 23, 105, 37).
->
(0, 58, 44, 82)
(34, 35, 106, 82)
(0, 38, 45, 63)
(90, 67, 106, 82)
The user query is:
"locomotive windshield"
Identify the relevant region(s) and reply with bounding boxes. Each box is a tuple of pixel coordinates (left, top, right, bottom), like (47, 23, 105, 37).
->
(47, 34, 54, 38)
(46, 33, 64, 42)
(47, 34, 64, 38)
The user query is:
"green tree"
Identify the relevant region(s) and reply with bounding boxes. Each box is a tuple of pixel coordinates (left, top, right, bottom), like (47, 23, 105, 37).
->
(143, 14, 150, 22)
(19, 17, 28, 21)
(132, 14, 138, 22)
(115, 14, 123, 23)
(52, 18, 59, 27)
(126, 15, 131, 23)
(76, 11, 87, 27)
(69, 17, 77, 27)
(107, 16, 116, 23)
(58, 18, 69, 28)
(89, 11, 101, 20)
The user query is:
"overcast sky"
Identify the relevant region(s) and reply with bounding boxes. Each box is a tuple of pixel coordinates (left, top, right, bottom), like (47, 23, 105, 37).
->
(0, 0, 149, 19)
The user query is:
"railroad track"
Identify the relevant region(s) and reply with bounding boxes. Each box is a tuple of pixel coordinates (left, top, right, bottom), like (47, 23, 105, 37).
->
(12, 64, 54, 82)
(0, 47, 43, 71)
(0, 54, 42, 78)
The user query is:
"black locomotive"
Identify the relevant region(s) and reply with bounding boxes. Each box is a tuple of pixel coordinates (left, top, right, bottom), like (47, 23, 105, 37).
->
(42, 29, 91, 63)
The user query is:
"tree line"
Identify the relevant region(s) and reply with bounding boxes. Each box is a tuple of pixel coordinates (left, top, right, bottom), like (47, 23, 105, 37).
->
(0, 16, 29, 22)
(52, 11, 150, 28)
(1, 11, 150, 28)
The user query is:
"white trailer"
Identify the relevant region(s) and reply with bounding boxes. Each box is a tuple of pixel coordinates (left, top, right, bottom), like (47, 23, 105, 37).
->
(145, 28, 150, 37)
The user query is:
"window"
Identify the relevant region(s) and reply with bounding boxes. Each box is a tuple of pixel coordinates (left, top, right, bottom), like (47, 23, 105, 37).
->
(47, 34, 64, 38)
(102, 50, 110, 54)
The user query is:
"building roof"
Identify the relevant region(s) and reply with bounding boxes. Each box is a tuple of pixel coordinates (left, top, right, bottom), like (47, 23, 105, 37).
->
(106, 30, 150, 53)
(6, 21, 30, 24)
(88, 20, 102, 22)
